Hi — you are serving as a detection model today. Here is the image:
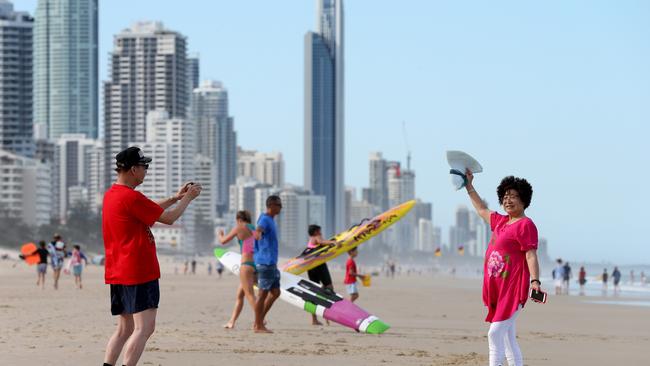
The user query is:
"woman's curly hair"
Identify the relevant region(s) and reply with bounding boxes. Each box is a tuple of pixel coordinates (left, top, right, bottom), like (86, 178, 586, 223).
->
(497, 176, 533, 209)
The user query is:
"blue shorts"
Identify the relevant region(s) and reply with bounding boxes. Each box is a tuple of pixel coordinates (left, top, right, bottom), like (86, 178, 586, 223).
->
(37, 263, 47, 274)
(256, 264, 280, 291)
(346, 283, 359, 295)
(110, 279, 160, 316)
(72, 264, 83, 276)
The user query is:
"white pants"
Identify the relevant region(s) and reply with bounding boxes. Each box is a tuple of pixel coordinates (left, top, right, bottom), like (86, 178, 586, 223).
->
(488, 307, 522, 366)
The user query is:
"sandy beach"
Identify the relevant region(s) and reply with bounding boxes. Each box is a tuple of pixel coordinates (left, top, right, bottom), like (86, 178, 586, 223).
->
(1, 255, 648, 366)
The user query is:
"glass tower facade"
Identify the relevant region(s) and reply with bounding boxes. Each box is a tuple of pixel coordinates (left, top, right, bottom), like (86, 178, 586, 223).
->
(33, 0, 98, 139)
(304, 0, 344, 234)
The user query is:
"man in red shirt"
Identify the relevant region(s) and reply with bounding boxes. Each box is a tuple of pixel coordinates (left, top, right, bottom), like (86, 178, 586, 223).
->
(102, 146, 201, 366)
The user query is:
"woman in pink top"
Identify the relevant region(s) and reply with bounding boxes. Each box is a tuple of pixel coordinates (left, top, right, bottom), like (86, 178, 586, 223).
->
(218, 210, 257, 329)
(465, 171, 541, 366)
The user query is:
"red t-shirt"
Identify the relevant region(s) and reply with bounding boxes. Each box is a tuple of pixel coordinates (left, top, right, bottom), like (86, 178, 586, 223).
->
(102, 184, 164, 285)
(483, 212, 538, 322)
(344, 257, 357, 284)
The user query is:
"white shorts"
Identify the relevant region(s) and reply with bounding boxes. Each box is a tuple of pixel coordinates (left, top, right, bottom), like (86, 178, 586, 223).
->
(346, 283, 358, 295)
(554, 279, 563, 288)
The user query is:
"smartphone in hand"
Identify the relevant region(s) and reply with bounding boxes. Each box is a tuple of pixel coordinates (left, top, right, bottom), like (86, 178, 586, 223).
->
(529, 288, 547, 304)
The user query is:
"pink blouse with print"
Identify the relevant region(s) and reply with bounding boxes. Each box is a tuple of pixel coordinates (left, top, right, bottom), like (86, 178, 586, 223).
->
(483, 212, 538, 323)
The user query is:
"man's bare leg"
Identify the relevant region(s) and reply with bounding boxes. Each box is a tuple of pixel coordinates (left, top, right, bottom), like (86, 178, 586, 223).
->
(122, 308, 157, 366)
(104, 313, 135, 365)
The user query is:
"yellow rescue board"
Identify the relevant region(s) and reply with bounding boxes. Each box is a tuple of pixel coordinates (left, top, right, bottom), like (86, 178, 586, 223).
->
(280, 200, 416, 275)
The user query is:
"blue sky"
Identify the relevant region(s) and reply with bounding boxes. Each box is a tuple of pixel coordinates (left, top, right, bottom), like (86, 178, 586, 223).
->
(15, 1, 650, 264)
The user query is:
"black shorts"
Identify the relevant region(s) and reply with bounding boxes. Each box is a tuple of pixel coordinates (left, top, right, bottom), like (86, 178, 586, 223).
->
(307, 263, 333, 288)
(110, 279, 160, 316)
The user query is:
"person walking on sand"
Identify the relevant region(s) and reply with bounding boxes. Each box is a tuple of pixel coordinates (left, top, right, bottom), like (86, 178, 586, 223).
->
(563, 262, 572, 295)
(48, 234, 66, 290)
(552, 259, 565, 295)
(33, 241, 49, 289)
(191, 259, 197, 275)
(252, 195, 283, 333)
(344, 247, 365, 303)
(102, 146, 201, 366)
(216, 261, 224, 278)
(464, 172, 542, 366)
(218, 210, 258, 329)
(602, 268, 609, 294)
(612, 267, 621, 295)
(578, 266, 587, 296)
(67, 245, 88, 289)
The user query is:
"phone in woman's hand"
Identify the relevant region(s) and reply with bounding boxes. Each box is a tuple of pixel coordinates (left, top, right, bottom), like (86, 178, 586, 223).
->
(529, 288, 547, 304)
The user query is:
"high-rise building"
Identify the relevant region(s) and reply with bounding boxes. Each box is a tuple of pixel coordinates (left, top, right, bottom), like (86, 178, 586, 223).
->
(386, 162, 416, 249)
(134, 110, 196, 252)
(190, 80, 236, 216)
(104, 21, 187, 188)
(53, 134, 102, 220)
(417, 218, 434, 252)
(368, 152, 388, 210)
(236, 148, 285, 188)
(34, 0, 98, 139)
(0, 2, 33, 157)
(194, 154, 216, 224)
(186, 54, 200, 97)
(0, 149, 52, 225)
(277, 186, 326, 251)
(304, 0, 344, 234)
(449, 205, 472, 251)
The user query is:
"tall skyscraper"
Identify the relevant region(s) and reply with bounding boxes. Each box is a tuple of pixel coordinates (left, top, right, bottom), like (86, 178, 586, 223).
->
(34, 0, 98, 139)
(104, 21, 187, 187)
(190, 80, 236, 217)
(368, 152, 388, 210)
(134, 110, 196, 252)
(0, 2, 33, 157)
(304, 0, 344, 234)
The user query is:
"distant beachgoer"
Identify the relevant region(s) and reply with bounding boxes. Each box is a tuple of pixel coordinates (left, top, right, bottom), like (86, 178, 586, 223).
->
(389, 260, 396, 278)
(67, 245, 88, 289)
(207, 262, 212, 276)
(465, 172, 541, 366)
(552, 259, 565, 295)
(563, 262, 572, 295)
(253, 195, 283, 333)
(641, 271, 646, 286)
(218, 210, 258, 329)
(304, 224, 339, 325)
(33, 241, 49, 289)
(191, 259, 197, 275)
(344, 247, 365, 303)
(102, 146, 201, 366)
(612, 267, 621, 294)
(629, 270, 635, 285)
(183, 260, 189, 275)
(48, 234, 66, 290)
(602, 269, 609, 293)
(216, 261, 224, 278)
(578, 266, 587, 295)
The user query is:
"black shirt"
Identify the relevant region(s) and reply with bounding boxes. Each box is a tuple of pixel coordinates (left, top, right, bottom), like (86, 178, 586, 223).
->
(33, 248, 49, 264)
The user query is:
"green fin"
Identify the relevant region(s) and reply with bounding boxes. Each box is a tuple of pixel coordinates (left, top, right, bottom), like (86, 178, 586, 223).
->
(214, 247, 226, 258)
(365, 320, 390, 334)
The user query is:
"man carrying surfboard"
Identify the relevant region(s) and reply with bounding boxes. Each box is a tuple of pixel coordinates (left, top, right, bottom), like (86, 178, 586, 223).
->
(253, 195, 283, 333)
(102, 146, 202, 366)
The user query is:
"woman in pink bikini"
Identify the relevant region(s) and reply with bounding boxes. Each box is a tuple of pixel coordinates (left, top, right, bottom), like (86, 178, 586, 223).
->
(218, 210, 257, 329)
(464, 171, 541, 366)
